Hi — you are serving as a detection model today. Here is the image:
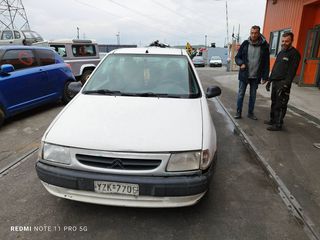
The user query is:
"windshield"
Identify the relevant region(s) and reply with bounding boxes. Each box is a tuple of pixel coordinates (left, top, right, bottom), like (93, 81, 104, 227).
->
(22, 31, 43, 41)
(83, 54, 201, 98)
(211, 56, 221, 60)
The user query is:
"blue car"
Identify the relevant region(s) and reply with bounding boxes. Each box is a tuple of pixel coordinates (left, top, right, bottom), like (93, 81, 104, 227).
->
(0, 46, 76, 126)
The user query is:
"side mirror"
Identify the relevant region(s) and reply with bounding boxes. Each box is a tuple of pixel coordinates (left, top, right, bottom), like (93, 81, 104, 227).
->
(206, 86, 221, 98)
(67, 81, 82, 97)
(0, 64, 15, 75)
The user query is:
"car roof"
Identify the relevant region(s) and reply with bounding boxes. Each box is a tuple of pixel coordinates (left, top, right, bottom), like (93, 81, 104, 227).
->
(48, 39, 97, 44)
(112, 47, 186, 56)
(0, 45, 55, 51)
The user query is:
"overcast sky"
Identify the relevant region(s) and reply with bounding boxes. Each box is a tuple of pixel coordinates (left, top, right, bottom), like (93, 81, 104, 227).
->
(22, 0, 266, 47)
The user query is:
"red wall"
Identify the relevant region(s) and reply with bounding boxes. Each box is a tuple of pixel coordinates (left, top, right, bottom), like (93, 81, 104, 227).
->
(263, 0, 320, 78)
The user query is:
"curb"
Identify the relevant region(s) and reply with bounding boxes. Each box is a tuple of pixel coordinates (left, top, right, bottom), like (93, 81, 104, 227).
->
(214, 97, 320, 240)
(287, 104, 320, 126)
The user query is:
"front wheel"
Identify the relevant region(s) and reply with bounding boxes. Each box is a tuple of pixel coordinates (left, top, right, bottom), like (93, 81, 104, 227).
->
(62, 81, 74, 104)
(0, 108, 5, 127)
(80, 70, 93, 85)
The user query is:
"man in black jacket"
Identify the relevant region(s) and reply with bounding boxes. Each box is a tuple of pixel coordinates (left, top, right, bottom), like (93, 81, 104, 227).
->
(265, 32, 301, 131)
(234, 25, 270, 120)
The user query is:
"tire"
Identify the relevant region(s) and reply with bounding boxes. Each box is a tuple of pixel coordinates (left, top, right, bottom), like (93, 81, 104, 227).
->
(80, 70, 93, 85)
(62, 81, 73, 104)
(0, 108, 5, 127)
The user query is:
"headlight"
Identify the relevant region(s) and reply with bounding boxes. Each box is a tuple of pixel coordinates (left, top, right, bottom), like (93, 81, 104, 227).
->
(42, 143, 71, 165)
(166, 151, 201, 172)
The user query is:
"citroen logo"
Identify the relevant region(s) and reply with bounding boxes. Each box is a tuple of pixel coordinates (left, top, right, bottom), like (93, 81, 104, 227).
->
(111, 159, 124, 169)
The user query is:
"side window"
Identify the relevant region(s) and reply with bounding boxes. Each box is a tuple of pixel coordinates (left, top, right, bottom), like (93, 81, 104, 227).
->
(14, 31, 21, 39)
(72, 44, 96, 57)
(1, 30, 13, 40)
(269, 28, 291, 56)
(0, 50, 38, 70)
(35, 50, 56, 66)
(269, 32, 278, 56)
(50, 45, 67, 57)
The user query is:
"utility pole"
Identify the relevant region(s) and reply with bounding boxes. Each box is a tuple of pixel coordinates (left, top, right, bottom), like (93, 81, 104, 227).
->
(205, 34, 207, 48)
(0, 0, 30, 30)
(116, 32, 120, 45)
(77, 27, 79, 39)
(225, 0, 229, 45)
(213, 0, 230, 46)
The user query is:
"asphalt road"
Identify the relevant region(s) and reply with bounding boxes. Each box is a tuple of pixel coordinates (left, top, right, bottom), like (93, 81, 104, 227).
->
(0, 67, 310, 240)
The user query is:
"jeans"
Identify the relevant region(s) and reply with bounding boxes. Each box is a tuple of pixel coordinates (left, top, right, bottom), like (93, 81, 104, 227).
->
(236, 79, 258, 114)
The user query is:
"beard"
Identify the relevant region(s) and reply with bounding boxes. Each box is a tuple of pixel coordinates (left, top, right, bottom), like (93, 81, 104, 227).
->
(281, 44, 291, 50)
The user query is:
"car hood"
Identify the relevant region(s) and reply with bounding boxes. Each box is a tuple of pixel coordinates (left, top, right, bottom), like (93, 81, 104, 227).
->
(45, 95, 203, 152)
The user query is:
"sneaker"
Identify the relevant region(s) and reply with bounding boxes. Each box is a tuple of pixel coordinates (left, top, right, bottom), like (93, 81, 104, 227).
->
(267, 125, 282, 131)
(234, 112, 242, 119)
(247, 113, 258, 120)
(264, 120, 273, 125)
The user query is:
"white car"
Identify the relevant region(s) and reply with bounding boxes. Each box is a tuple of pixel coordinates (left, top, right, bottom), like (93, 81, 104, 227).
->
(36, 47, 221, 208)
(0, 29, 43, 45)
(209, 56, 222, 67)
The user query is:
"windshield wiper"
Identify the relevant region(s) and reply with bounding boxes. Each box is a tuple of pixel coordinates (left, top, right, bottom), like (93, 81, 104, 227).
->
(122, 92, 182, 98)
(82, 89, 122, 95)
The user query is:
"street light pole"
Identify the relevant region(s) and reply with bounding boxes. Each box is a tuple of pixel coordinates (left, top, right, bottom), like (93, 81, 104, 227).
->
(77, 27, 79, 39)
(205, 34, 207, 48)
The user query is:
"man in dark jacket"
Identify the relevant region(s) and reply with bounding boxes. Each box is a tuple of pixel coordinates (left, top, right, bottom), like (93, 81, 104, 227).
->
(234, 25, 270, 120)
(265, 32, 301, 131)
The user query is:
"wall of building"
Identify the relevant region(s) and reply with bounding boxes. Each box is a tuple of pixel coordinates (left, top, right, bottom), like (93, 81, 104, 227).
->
(263, 0, 304, 73)
(98, 44, 137, 53)
(263, 0, 320, 81)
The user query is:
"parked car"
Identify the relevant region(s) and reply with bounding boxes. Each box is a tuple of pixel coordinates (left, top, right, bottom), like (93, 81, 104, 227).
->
(48, 39, 101, 84)
(0, 46, 76, 127)
(192, 56, 205, 67)
(36, 47, 221, 208)
(209, 56, 222, 67)
(0, 29, 44, 45)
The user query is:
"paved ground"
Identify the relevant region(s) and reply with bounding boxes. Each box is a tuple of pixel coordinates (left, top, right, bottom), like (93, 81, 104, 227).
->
(197, 66, 320, 239)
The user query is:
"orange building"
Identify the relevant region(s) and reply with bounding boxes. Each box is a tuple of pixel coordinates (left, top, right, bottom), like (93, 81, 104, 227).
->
(263, 0, 320, 87)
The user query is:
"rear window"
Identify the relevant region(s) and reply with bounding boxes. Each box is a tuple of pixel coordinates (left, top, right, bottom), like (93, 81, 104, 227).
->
(35, 49, 56, 66)
(72, 44, 96, 57)
(0, 49, 38, 70)
(84, 54, 201, 98)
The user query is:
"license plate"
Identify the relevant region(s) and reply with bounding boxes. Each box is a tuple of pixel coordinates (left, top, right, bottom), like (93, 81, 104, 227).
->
(94, 181, 139, 196)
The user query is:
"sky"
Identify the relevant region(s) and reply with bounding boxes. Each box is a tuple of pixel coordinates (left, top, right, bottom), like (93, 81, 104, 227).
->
(19, 0, 266, 47)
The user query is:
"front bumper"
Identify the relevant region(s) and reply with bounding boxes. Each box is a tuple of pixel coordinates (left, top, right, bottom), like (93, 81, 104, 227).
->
(193, 63, 205, 67)
(209, 63, 222, 67)
(35, 155, 216, 207)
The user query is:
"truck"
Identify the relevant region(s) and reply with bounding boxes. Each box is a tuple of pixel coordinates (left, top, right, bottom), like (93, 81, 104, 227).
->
(48, 39, 101, 84)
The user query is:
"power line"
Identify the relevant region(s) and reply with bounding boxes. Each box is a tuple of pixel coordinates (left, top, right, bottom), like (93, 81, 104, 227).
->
(74, 0, 184, 39)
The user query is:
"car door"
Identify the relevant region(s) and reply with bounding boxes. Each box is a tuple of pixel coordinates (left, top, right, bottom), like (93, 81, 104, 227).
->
(35, 49, 63, 98)
(0, 49, 48, 114)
